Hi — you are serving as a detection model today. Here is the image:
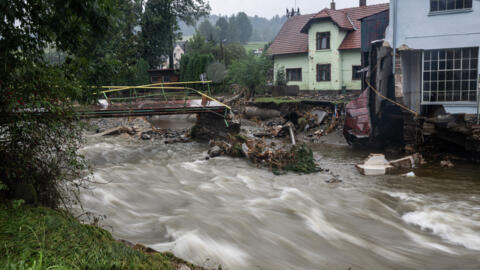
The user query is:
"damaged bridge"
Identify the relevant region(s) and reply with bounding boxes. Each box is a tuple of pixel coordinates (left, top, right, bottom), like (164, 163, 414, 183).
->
(76, 81, 231, 119)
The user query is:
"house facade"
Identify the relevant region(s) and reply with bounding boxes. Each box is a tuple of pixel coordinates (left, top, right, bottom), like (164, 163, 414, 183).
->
(385, 0, 480, 114)
(268, 1, 389, 92)
(160, 42, 187, 70)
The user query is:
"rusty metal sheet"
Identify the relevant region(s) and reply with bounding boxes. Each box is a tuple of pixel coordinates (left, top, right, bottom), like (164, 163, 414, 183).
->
(343, 90, 372, 144)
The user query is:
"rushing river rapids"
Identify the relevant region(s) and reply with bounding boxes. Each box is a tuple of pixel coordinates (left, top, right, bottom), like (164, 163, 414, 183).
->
(79, 119, 480, 270)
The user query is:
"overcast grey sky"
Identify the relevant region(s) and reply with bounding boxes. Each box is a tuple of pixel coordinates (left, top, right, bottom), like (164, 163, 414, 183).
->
(208, 0, 388, 18)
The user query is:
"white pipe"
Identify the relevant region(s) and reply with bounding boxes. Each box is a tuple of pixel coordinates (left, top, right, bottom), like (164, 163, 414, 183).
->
(392, 0, 398, 74)
(288, 125, 296, 145)
(477, 78, 479, 124)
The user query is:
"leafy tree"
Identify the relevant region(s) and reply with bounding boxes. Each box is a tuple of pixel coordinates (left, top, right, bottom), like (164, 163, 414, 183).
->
(198, 20, 218, 43)
(180, 54, 214, 81)
(0, 0, 115, 207)
(227, 15, 240, 43)
(185, 33, 212, 54)
(142, 0, 210, 68)
(276, 67, 287, 86)
(226, 53, 272, 97)
(70, 0, 150, 87)
(215, 17, 229, 42)
(236, 12, 253, 43)
(223, 43, 247, 66)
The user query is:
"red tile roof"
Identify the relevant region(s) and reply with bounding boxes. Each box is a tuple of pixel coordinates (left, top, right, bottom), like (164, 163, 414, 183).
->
(267, 14, 313, 56)
(268, 3, 389, 55)
(313, 9, 355, 30)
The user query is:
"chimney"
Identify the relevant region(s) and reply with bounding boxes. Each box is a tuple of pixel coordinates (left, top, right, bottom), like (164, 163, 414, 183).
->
(360, 0, 366, 7)
(330, 0, 336, 10)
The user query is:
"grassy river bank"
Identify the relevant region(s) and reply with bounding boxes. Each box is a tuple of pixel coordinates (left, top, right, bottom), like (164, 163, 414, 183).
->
(0, 204, 201, 269)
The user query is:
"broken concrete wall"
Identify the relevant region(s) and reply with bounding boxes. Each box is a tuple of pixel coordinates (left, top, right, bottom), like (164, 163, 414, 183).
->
(191, 113, 240, 142)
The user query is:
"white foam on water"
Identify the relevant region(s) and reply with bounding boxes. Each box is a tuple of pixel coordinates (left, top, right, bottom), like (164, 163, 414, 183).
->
(237, 174, 259, 191)
(181, 161, 206, 174)
(403, 210, 480, 251)
(301, 208, 409, 262)
(151, 230, 250, 269)
(383, 191, 424, 203)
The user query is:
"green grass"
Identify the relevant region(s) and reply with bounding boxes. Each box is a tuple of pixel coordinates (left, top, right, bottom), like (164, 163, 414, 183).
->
(0, 204, 196, 270)
(243, 42, 268, 52)
(254, 97, 305, 104)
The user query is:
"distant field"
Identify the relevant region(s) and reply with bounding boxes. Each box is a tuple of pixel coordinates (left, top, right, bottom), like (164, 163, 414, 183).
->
(244, 42, 268, 52)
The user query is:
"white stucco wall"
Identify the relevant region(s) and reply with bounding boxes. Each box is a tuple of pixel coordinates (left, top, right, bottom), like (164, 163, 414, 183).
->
(386, 0, 480, 113)
(386, 0, 480, 70)
(273, 54, 310, 90)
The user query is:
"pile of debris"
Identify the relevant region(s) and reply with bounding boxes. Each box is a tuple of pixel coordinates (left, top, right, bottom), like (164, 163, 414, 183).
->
(208, 135, 322, 174)
(88, 117, 192, 143)
(239, 103, 343, 144)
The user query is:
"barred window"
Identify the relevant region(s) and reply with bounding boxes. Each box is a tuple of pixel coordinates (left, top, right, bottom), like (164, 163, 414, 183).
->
(317, 64, 331, 82)
(286, 68, 302, 81)
(422, 48, 478, 103)
(431, 0, 472, 12)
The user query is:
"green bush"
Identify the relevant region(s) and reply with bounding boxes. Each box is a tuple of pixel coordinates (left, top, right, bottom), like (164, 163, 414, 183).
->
(0, 204, 179, 269)
(226, 52, 272, 96)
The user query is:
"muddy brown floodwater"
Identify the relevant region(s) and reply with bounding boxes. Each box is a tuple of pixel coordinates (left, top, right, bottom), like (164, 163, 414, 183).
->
(79, 117, 480, 270)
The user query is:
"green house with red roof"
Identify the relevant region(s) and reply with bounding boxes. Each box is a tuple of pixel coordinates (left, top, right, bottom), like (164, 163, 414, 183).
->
(268, 1, 389, 91)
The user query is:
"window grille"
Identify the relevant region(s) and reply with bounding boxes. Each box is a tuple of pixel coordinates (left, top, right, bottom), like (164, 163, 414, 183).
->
(422, 47, 478, 103)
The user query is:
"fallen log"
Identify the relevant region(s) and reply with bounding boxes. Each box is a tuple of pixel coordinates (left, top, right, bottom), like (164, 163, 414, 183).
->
(92, 126, 134, 137)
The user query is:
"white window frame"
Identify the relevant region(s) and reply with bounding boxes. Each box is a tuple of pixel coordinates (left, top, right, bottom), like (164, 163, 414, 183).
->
(421, 47, 479, 105)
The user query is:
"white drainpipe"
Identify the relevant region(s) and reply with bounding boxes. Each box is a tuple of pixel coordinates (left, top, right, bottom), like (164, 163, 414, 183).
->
(392, 0, 398, 74)
(477, 76, 479, 124)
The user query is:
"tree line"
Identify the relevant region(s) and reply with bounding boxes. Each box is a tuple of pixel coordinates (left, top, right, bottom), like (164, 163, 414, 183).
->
(197, 12, 253, 44)
(179, 14, 288, 42)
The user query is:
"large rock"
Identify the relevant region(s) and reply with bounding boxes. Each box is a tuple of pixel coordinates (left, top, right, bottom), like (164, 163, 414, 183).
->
(356, 154, 393, 176)
(208, 146, 223, 158)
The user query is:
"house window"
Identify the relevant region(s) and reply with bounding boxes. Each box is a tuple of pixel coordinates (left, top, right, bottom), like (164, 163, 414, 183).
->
(286, 68, 302, 81)
(352, 66, 362, 80)
(316, 32, 330, 50)
(317, 64, 331, 81)
(430, 0, 472, 12)
(422, 47, 478, 103)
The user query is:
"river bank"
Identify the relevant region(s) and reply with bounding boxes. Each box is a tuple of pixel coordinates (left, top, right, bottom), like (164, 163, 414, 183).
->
(0, 203, 205, 269)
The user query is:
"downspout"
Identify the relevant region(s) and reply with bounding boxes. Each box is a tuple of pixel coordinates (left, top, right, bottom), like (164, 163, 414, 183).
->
(477, 75, 479, 124)
(392, 0, 398, 74)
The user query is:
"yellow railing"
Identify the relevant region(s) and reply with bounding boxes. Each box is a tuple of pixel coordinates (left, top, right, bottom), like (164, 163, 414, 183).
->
(97, 81, 231, 110)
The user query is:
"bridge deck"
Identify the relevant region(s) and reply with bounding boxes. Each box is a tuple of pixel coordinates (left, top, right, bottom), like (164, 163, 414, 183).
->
(77, 99, 228, 118)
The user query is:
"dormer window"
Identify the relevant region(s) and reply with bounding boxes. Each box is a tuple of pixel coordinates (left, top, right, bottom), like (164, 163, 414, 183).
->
(316, 32, 330, 50)
(431, 0, 472, 12)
